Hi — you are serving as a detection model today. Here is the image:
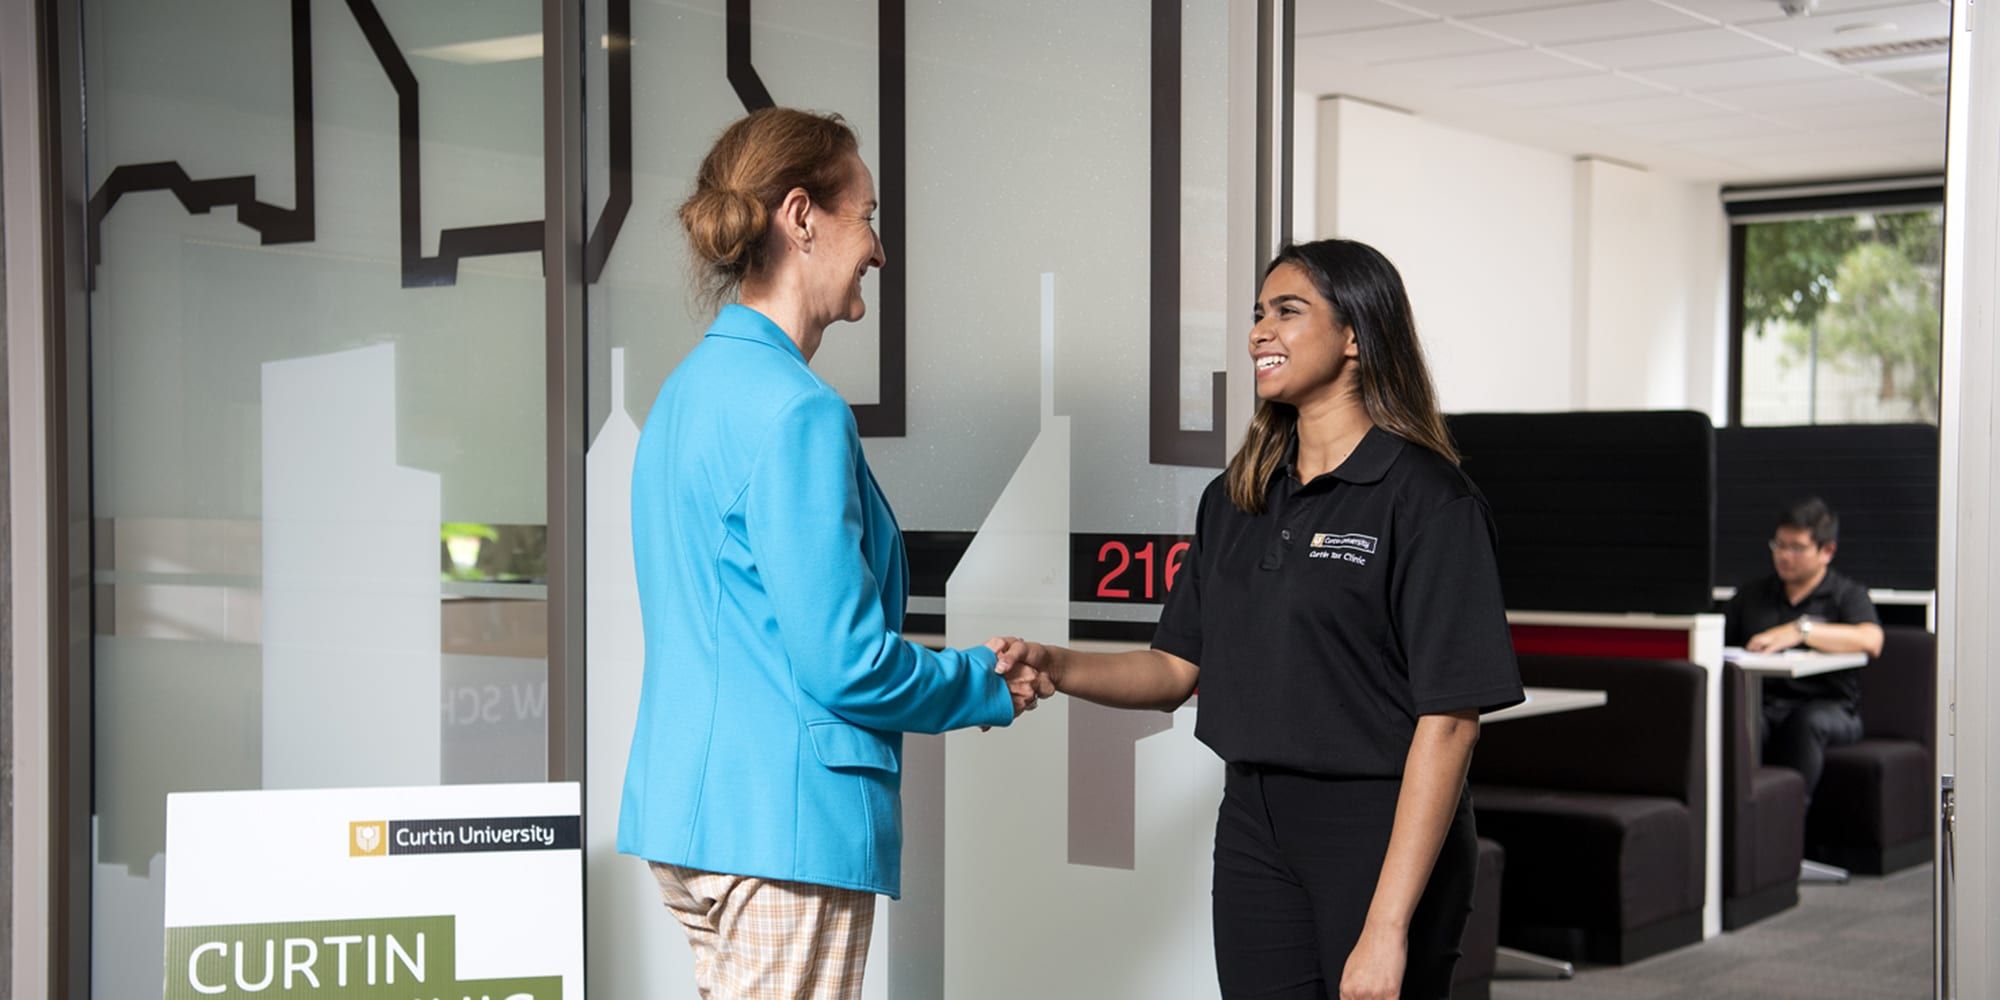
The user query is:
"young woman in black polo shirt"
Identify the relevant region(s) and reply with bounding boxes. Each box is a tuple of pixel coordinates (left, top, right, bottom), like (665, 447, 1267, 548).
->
(999, 239, 1523, 1000)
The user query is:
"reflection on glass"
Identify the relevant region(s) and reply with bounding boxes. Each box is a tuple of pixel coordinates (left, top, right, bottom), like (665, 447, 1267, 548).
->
(1739, 207, 1944, 426)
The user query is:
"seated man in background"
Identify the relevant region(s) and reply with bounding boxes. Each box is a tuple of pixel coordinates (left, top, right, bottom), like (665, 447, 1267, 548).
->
(1724, 497, 1885, 803)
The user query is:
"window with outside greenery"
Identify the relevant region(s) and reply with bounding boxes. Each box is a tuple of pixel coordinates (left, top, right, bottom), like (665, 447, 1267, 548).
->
(1736, 205, 1943, 426)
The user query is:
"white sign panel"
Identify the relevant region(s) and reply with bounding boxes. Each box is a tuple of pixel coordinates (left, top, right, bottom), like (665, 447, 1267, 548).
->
(163, 783, 583, 1000)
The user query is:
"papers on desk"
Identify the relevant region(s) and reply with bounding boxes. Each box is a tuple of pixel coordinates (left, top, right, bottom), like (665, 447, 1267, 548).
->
(1723, 647, 1868, 676)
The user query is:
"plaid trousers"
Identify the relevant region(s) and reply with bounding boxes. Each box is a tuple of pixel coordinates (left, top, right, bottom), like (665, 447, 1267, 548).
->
(651, 862, 877, 999)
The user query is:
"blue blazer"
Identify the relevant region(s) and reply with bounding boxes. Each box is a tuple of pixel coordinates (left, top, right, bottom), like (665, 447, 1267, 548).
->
(617, 304, 1013, 898)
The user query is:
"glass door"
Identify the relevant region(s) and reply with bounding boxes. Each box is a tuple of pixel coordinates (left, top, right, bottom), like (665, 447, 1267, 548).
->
(82, 2, 552, 992)
(578, 1, 1264, 996)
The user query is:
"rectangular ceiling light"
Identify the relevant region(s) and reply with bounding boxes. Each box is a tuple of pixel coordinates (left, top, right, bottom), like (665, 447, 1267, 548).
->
(1823, 37, 1950, 65)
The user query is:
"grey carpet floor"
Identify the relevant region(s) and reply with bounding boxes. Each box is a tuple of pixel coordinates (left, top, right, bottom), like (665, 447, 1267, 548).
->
(1492, 864, 1934, 1000)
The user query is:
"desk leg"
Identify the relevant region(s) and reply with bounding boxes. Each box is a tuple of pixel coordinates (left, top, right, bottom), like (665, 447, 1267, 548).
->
(1750, 674, 1762, 767)
(1695, 634, 1725, 940)
(1494, 946, 1574, 980)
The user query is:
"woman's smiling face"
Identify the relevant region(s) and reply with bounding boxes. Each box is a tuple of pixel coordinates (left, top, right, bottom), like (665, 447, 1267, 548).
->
(1250, 262, 1357, 408)
(810, 153, 886, 326)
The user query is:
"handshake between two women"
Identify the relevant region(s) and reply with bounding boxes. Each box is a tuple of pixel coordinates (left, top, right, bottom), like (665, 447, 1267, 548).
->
(979, 637, 1205, 721)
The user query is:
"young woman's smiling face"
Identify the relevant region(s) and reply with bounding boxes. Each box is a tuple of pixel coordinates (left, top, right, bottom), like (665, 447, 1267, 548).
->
(1250, 261, 1358, 409)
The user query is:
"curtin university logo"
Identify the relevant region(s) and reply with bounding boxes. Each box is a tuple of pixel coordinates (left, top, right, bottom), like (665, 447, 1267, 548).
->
(1310, 532, 1378, 554)
(348, 821, 387, 858)
(348, 815, 580, 858)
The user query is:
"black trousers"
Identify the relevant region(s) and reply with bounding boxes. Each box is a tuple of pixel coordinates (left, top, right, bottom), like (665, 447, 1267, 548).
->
(1763, 697, 1864, 804)
(1212, 763, 1477, 1000)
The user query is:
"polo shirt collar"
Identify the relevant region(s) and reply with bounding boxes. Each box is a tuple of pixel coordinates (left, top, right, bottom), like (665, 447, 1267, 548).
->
(1768, 568, 1840, 604)
(1280, 425, 1406, 487)
(706, 304, 806, 362)
(1811, 569, 1840, 598)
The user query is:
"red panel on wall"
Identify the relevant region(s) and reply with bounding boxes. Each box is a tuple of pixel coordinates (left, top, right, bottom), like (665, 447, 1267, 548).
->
(1510, 625, 1690, 660)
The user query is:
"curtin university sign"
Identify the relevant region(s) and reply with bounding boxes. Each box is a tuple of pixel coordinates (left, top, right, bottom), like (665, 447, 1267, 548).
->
(164, 784, 582, 999)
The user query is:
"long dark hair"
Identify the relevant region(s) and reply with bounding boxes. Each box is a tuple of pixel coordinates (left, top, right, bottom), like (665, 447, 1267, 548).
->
(1225, 239, 1457, 514)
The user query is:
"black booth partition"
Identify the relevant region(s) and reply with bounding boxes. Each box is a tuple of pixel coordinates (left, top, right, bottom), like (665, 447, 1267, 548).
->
(1712, 423, 1940, 595)
(1447, 415, 1940, 617)
(1448, 411, 1716, 615)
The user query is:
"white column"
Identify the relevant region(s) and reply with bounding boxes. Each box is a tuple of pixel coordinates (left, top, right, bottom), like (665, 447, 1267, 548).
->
(1939, 1, 1998, 993)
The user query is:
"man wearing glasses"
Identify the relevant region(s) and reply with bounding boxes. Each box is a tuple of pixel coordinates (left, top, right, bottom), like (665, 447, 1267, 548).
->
(1722, 497, 1885, 803)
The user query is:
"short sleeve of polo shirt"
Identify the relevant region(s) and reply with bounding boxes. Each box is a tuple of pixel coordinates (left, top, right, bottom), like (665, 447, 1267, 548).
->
(1390, 496, 1525, 715)
(1834, 577, 1881, 626)
(1151, 483, 1212, 667)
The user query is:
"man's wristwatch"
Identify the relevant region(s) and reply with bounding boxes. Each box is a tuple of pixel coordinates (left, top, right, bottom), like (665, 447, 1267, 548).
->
(1797, 618, 1814, 645)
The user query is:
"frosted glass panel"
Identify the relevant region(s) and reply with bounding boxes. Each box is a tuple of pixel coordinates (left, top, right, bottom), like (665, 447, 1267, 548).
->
(582, 2, 1255, 997)
(83, 2, 550, 992)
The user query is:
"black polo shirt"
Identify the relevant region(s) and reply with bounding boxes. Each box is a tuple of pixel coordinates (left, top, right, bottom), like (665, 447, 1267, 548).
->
(1723, 568, 1878, 706)
(1152, 427, 1525, 779)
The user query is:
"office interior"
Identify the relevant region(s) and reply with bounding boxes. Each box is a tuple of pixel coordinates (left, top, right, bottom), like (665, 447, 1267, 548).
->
(4, 0, 2000, 997)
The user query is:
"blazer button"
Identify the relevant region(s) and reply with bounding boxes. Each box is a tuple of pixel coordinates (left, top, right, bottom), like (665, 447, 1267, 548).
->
(1281, 529, 1292, 541)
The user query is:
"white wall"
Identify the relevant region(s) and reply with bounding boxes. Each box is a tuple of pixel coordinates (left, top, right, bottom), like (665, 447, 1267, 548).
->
(1312, 97, 1577, 413)
(1573, 159, 1727, 414)
(1303, 96, 1728, 418)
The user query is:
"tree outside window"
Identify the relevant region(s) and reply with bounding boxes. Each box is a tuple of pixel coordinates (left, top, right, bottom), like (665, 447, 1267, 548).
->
(1738, 206, 1943, 426)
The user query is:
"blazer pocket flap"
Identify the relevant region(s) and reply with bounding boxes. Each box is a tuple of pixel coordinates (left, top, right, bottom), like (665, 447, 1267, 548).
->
(807, 721, 900, 773)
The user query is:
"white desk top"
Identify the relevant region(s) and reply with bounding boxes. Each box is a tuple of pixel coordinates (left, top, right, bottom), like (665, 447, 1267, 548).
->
(1723, 647, 1868, 677)
(1481, 687, 1608, 724)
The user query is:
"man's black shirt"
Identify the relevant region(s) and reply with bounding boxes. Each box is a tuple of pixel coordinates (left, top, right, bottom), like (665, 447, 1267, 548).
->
(1151, 427, 1525, 779)
(1723, 568, 1878, 706)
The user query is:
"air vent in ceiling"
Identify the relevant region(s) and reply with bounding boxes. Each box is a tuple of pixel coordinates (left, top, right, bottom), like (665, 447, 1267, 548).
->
(1823, 37, 1950, 64)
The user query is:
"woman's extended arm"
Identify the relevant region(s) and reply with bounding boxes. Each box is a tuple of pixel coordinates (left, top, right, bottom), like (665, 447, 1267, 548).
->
(1340, 710, 1480, 1000)
(997, 641, 1199, 713)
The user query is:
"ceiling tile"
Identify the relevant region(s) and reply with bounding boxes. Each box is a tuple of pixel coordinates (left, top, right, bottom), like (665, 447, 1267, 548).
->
(1683, 135, 1816, 159)
(1552, 26, 1787, 68)
(1629, 52, 1851, 90)
(1873, 64, 1950, 95)
(1294, 0, 1433, 36)
(1298, 20, 1517, 64)
(1652, 0, 1939, 25)
(1774, 95, 1941, 128)
(1463, 0, 1710, 44)
(1467, 71, 1672, 106)
(1396, 0, 1611, 15)
(1856, 49, 1953, 75)
(1692, 119, 1939, 155)
(1613, 112, 1800, 141)
(1732, 146, 1945, 179)
(1797, 118, 1948, 147)
(1385, 46, 1600, 85)
(1714, 73, 1913, 110)
(1732, 2, 1949, 50)
(1548, 91, 1742, 124)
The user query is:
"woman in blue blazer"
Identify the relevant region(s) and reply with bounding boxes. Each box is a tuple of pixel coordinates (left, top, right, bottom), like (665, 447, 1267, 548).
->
(617, 108, 1045, 998)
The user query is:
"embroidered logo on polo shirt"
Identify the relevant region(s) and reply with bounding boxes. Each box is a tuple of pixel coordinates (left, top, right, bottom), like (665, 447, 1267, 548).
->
(1308, 532, 1377, 565)
(1309, 532, 1377, 554)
